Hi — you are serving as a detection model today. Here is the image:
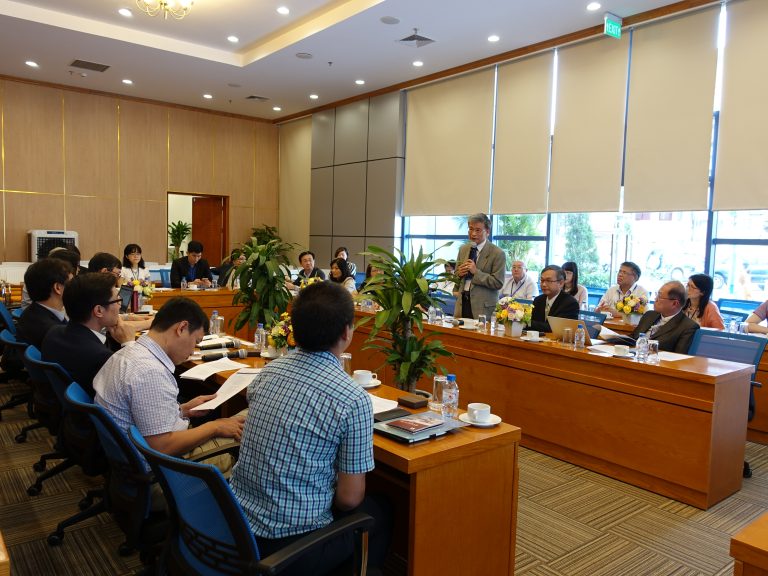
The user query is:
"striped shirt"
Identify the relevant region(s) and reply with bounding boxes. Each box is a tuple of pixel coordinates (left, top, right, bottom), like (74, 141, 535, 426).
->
(230, 349, 374, 539)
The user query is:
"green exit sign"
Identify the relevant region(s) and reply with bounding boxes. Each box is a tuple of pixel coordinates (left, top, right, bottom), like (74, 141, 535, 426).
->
(604, 13, 623, 39)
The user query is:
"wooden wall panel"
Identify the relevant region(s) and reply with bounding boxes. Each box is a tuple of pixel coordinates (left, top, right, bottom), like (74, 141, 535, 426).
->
(169, 109, 214, 194)
(119, 198, 167, 263)
(3, 82, 63, 194)
(5, 193, 65, 260)
(65, 92, 118, 199)
(65, 196, 119, 258)
(255, 123, 279, 215)
(229, 205, 255, 249)
(214, 116, 255, 206)
(119, 100, 168, 201)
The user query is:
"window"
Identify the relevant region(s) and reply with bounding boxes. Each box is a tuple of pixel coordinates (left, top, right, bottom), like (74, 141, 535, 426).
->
(711, 210, 768, 301)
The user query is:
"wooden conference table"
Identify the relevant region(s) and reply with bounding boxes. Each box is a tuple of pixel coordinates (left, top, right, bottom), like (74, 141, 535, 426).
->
(150, 288, 253, 340)
(187, 354, 521, 576)
(349, 313, 754, 510)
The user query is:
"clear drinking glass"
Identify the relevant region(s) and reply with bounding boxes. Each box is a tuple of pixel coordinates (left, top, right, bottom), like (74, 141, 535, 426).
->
(647, 340, 660, 365)
(340, 352, 353, 376)
(740, 322, 750, 334)
(429, 375, 447, 412)
(477, 314, 487, 332)
(562, 327, 573, 346)
(433, 308, 444, 325)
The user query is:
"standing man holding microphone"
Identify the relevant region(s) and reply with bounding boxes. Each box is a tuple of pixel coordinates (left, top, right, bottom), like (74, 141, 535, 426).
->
(454, 213, 506, 320)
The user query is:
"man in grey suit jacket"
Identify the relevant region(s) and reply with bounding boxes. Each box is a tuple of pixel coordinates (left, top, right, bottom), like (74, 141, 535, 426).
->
(453, 213, 506, 320)
(631, 280, 699, 354)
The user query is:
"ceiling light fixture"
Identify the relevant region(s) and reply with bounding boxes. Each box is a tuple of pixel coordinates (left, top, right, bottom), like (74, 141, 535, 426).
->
(273, 106, 282, 111)
(355, 79, 365, 85)
(203, 93, 213, 99)
(122, 79, 133, 85)
(135, 0, 193, 20)
(488, 34, 500, 42)
(309, 94, 319, 100)
(587, 2, 601, 11)
(227, 35, 239, 43)
(277, 6, 290, 15)
(25, 60, 39, 68)
(413, 60, 423, 67)
(118, 8, 133, 17)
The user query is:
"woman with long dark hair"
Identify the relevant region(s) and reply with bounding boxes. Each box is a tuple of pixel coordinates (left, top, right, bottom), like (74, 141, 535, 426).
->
(684, 273, 724, 329)
(120, 243, 151, 284)
(562, 261, 588, 308)
(329, 257, 357, 294)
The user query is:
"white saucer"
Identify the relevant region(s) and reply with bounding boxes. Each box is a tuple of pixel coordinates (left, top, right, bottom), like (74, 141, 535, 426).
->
(459, 413, 502, 427)
(458, 325, 478, 331)
(520, 336, 548, 342)
(260, 350, 280, 359)
(613, 352, 635, 359)
(361, 379, 382, 389)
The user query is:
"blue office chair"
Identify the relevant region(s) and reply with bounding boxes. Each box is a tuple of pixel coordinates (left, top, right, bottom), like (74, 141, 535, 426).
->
(11, 307, 23, 319)
(721, 310, 749, 325)
(688, 330, 767, 478)
(0, 328, 32, 419)
(64, 383, 165, 561)
(129, 426, 375, 576)
(578, 310, 608, 324)
(159, 269, 171, 287)
(516, 299, 534, 306)
(16, 346, 59, 443)
(0, 301, 17, 334)
(717, 298, 761, 315)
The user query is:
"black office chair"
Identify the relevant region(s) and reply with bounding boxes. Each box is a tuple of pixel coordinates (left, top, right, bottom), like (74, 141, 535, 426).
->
(64, 383, 165, 561)
(0, 328, 32, 420)
(16, 346, 59, 443)
(688, 330, 767, 478)
(129, 425, 374, 576)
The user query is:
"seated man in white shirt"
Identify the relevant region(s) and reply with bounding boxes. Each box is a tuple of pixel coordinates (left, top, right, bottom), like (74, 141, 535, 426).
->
(596, 261, 648, 316)
(501, 260, 539, 300)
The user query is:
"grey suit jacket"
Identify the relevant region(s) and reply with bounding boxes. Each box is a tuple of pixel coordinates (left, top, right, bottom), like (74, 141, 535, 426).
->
(453, 241, 506, 319)
(632, 310, 700, 354)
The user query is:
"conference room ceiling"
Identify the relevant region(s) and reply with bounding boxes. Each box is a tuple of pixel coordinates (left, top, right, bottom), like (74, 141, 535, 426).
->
(0, 0, 676, 121)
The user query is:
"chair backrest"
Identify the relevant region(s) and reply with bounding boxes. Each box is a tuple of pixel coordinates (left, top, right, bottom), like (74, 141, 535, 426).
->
(0, 328, 27, 351)
(129, 426, 261, 575)
(717, 298, 761, 315)
(159, 269, 171, 287)
(22, 345, 48, 384)
(0, 302, 16, 334)
(578, 310, 608, 324)
(516, 299, 533, 306)
(23, 346, 62, 432)
(688, 330, 767, 378)
(721, 310, 749, 324)
(39, 357, 75, 408)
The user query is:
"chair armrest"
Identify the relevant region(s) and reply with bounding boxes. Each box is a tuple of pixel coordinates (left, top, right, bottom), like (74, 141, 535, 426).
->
(751, 380, 763, 389)
(189, 442, 240, 463)
(255, 512, 374, 575)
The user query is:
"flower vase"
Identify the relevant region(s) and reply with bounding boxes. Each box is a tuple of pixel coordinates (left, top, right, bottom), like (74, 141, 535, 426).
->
(623, 313, 642, 326)
(131, 290, 139, 313)
(505, 321, 524, 337)
(279, 347, 289, 357)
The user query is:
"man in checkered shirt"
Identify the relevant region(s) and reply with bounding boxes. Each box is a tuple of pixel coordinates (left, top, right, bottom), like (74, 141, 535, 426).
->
(230, 281, 390, 575)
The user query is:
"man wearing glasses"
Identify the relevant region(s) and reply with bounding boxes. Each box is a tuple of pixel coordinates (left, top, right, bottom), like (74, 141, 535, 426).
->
(631, 281, 699, 353)
(595, 261, 648, 316)
(529, 265, 580, 332)
(42, 273, 138, 397)
(453, 213, 506, 320)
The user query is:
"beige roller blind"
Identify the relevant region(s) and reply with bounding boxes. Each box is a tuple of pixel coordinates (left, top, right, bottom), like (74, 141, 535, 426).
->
(714, 0, 768, 210)
(403, 69, 495, 216)
(623, 8, 719, 212)
(549, 36, 629, 213)
(493, 53, 553, 214)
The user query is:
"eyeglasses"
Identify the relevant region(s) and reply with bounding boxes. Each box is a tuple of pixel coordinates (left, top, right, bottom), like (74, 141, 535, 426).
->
(468, 227, 486, 234)
(540, 278, 562, 284)
(101, 298, 122, 307)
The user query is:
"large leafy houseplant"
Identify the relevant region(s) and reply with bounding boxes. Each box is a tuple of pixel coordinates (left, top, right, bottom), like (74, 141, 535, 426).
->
(232, 236, 294, 330)
(168, 221, 191, 260)
(358, 244, 454, 392)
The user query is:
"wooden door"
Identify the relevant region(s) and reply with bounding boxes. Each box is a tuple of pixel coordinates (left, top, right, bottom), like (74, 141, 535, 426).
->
(191, 196, 227, 264)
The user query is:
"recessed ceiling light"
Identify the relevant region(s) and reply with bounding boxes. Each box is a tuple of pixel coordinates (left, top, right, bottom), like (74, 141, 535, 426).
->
(412, 60, 423, 67)
(25, 61, 39, 68)
(203, 94, 213, 99)
(296, 52, 313, 59)
(488, 35, 500, 43)
(587, 2, 601, 11)
(227, 35, 239, 43)
(355, 79, 365, 85)
(276, 6, 290, 15)
(122, 79, 133, 85)
(380, 16, 400, 25)
(309, 94, 319, 100)
(118, 8, 132, 17)
(273, 106, 282, 111)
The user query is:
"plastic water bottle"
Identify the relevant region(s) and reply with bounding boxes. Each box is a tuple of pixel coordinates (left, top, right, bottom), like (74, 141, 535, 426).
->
(210, 310, 220, 336)
(427, 306, 437, 324)
(180, 277, 188, 290)
(636, 332, 649, 363)
(574, 323, 586, 350)
(254, 323, 266, 352)
(441, 374, 459, 420)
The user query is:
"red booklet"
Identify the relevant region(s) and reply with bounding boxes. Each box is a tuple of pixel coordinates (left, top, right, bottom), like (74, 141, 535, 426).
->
(386, 414, 445, 433)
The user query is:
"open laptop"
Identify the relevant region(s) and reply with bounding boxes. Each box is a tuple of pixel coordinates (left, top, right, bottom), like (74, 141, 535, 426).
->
(547, 316, 594, 346)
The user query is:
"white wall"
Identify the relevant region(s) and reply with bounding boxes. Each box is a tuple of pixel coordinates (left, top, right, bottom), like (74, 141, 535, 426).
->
(167, 193, 193, 256)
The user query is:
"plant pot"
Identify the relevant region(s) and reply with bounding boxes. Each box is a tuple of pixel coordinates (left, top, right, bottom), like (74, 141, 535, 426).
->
(505, 321, 524, 337)
(623, 313, 642, 326)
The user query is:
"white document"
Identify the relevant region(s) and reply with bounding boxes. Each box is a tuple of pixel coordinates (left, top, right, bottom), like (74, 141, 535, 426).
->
(588, 344, 614, 355)
(193, 369, 260, 411)
(658, 351, 692, 362)
(369, 394, 399, 414)
(179, 357, 245, 380)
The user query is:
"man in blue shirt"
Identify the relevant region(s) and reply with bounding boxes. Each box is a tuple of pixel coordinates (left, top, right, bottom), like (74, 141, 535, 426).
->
(230, 281, 390, 575)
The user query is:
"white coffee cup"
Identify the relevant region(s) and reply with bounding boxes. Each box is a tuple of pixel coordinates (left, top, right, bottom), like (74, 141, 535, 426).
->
(140, 304, 154, 313)
(526, 330, 540, 341)
(353, 369, 377, 386)
(614, 345, 630, 357)
(467, 402, 491, 423)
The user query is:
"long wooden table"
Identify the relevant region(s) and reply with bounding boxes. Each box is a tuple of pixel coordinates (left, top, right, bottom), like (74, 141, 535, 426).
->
(350, 314, 754, 509)
(150, 288, 253, 340)
(193, 356, 521, 576)
(731, 511, 768, 576)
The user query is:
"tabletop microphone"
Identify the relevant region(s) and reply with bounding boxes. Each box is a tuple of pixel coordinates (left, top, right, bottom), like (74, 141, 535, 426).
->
(199, 338, 240, 350)
(201, 348, 260, 362)
(450, 319, 465, 326)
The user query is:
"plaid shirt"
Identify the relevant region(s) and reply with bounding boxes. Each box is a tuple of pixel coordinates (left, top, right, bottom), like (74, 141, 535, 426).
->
(230, 349, 374, 538)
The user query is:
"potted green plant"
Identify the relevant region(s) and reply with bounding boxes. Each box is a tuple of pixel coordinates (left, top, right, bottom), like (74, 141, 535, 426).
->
(231, 235, 294, 331)
(358, 244, 454, 392)
(168, 221, 192, 260)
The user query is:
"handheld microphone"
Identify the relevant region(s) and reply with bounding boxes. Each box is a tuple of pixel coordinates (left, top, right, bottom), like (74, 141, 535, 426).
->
(201, 349, 261, 362)
(450, 319, 465, 326)
(199, 338, 240, 351)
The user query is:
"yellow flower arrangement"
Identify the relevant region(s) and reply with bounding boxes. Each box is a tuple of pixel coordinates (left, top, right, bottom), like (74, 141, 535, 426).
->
(299, 276, 322, 289)
(131, 278, 154, 300)
(615, 294, 646, 315)
(268, 312, 295, 349)
(495, 297, 533, 326)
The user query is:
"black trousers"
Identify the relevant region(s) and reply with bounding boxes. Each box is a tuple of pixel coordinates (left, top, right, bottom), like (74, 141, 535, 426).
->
(254, 494, 391, 576)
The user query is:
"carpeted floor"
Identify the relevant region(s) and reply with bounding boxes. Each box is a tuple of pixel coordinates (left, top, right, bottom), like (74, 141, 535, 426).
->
(1, 377, 766, 575)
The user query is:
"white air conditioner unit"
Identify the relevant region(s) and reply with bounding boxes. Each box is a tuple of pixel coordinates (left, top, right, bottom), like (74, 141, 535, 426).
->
(28, 230, 79, 262)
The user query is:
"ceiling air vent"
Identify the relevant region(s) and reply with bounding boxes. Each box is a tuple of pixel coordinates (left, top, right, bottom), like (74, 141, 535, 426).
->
(69, 59, 110, 72)
(246, 95, 269, 102)
(397, 28, 434, 48)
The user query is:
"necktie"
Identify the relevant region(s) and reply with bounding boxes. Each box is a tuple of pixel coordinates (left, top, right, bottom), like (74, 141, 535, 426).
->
(648, 316, 662, 338)
(545, 301, 551, 319)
